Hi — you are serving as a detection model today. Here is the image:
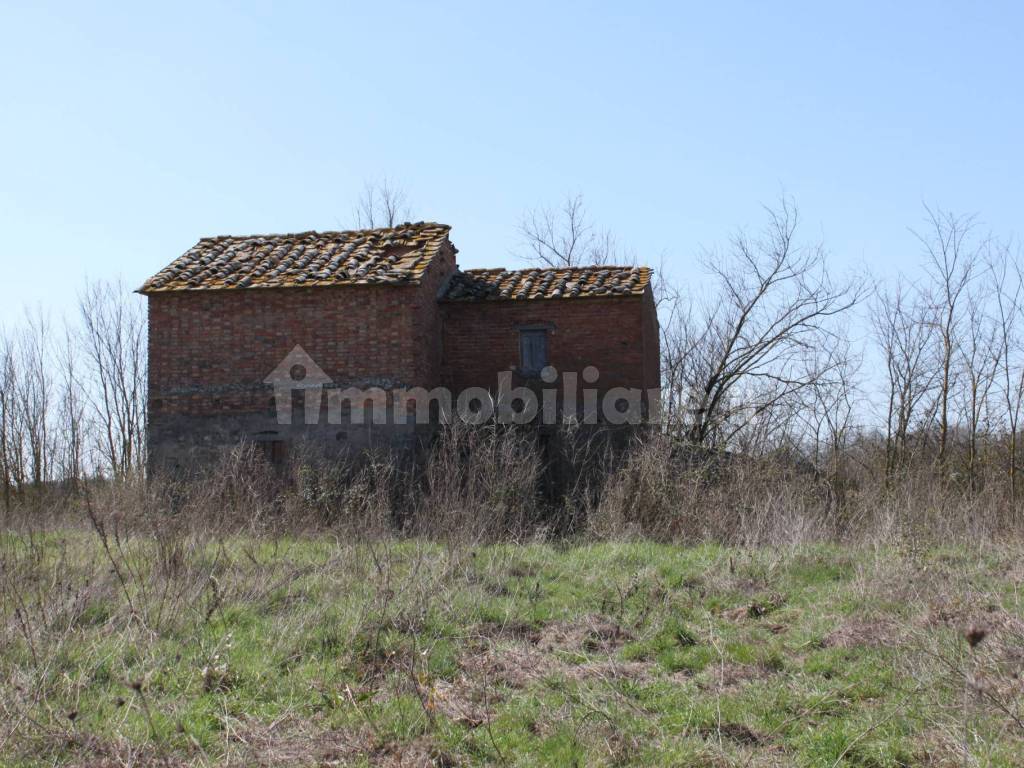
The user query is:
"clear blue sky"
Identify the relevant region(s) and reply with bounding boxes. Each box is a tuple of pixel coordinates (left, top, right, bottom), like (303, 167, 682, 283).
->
(1, 1, 1020, 326)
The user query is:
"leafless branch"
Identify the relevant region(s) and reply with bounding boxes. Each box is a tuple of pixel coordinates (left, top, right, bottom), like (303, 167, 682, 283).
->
(518, 193, 628, 268)
(354, 178, 412, 229)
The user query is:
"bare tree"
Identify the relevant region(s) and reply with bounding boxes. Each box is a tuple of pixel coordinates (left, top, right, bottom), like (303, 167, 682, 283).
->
(518, 193, 624, 268)
(0, 329, 15, 513)
(354, 178, 412, 229)
(873, 285, 940, 477)
(56, 325, 86, 486)
(659, 287, 701, 435)
(955, 274, 1001, 491)
(798, 341, 863, 482)
(990, 242, 1024, 499)
(916, 207, 982, 472)
(13, 311, 55, 487)
(77, 280, 147, 479)
(661, 200, 865, 449)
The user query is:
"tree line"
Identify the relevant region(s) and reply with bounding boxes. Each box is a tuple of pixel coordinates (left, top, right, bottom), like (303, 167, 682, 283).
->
(0, 281, 145, 508)
(1, 187, 1021, 516)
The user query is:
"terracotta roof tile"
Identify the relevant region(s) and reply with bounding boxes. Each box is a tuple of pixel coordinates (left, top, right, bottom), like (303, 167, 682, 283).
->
(442, 266, 651, 301)
(139, 222, 452, 293)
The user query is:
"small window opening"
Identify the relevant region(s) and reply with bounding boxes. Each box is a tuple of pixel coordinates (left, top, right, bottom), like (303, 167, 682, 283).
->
(519, 329, 548, 376)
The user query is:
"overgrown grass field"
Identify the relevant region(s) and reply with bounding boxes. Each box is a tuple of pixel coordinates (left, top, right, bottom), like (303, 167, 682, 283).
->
(3, 530, 1024, 766)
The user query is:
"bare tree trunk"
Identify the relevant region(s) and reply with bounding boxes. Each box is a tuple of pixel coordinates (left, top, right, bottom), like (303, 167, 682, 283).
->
(916, 207, 979, 478)
(58, 326, 86, 488)
(77, 279, 147, 480)
(12, 311, 55, 489)
(0, 330, 13, 514)
(993, 244, 1024, 504)
(955, 283, 999, 494)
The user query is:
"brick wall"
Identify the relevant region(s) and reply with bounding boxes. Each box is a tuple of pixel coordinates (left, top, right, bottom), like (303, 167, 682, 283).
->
(149, 284, 412, 416)
(411, 241, 457, 388)
(438, 285, 660, 415)
(149, 248, 457, 415)
(146, 246, 458, 469)
(640, 285, 661, 408)
(146, 248, 659, 469)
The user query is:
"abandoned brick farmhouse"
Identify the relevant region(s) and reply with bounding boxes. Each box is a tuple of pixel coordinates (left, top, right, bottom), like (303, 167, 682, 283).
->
(140, 222, 659, 470)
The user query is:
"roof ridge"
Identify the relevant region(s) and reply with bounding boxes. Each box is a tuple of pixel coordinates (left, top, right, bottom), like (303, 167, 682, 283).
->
(464, 263, 649, 273)
(196, 222, 450, 243)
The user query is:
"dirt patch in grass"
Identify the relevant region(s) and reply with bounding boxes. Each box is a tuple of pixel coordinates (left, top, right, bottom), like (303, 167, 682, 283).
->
(561, 658, 662, 683)
(910, 727, 973, 768)
(537, 614, 633, 653)
(430, 677, 496, 727)
(821, 616, 902, 649)
(374, 736, 460, 767)
(699, 662, 777, 692)
(66, 730, 446, 768)
(472, 614, 633, 656)
(226, 717, 374, 767)
(458, 621, 662, 694)
(228, 717, 460, 767)
(699, 722, 772, 747)
(472, 617, 541, 643)
(459, 641, 554, 689)
(922, 598, 1024, 636)
(722, 593, 787, 622)
(63, 736, 172, 768)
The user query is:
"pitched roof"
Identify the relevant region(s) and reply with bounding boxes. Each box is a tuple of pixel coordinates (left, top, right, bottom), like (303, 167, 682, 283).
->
(139, 222, 452, 293)
(442, 265, 651, 301)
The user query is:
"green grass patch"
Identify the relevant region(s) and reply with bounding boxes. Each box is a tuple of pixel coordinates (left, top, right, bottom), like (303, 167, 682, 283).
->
(2, 534, 1023, 765)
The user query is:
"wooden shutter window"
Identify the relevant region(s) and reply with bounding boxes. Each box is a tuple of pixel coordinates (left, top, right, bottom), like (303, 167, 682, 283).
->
(519, 329, 548, 375)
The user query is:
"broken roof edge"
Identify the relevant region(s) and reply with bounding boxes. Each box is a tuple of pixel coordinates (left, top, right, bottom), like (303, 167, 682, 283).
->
(136, 279, 434, 296)
(137, 221, 453, 294)
(440, 264, 653, 302)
